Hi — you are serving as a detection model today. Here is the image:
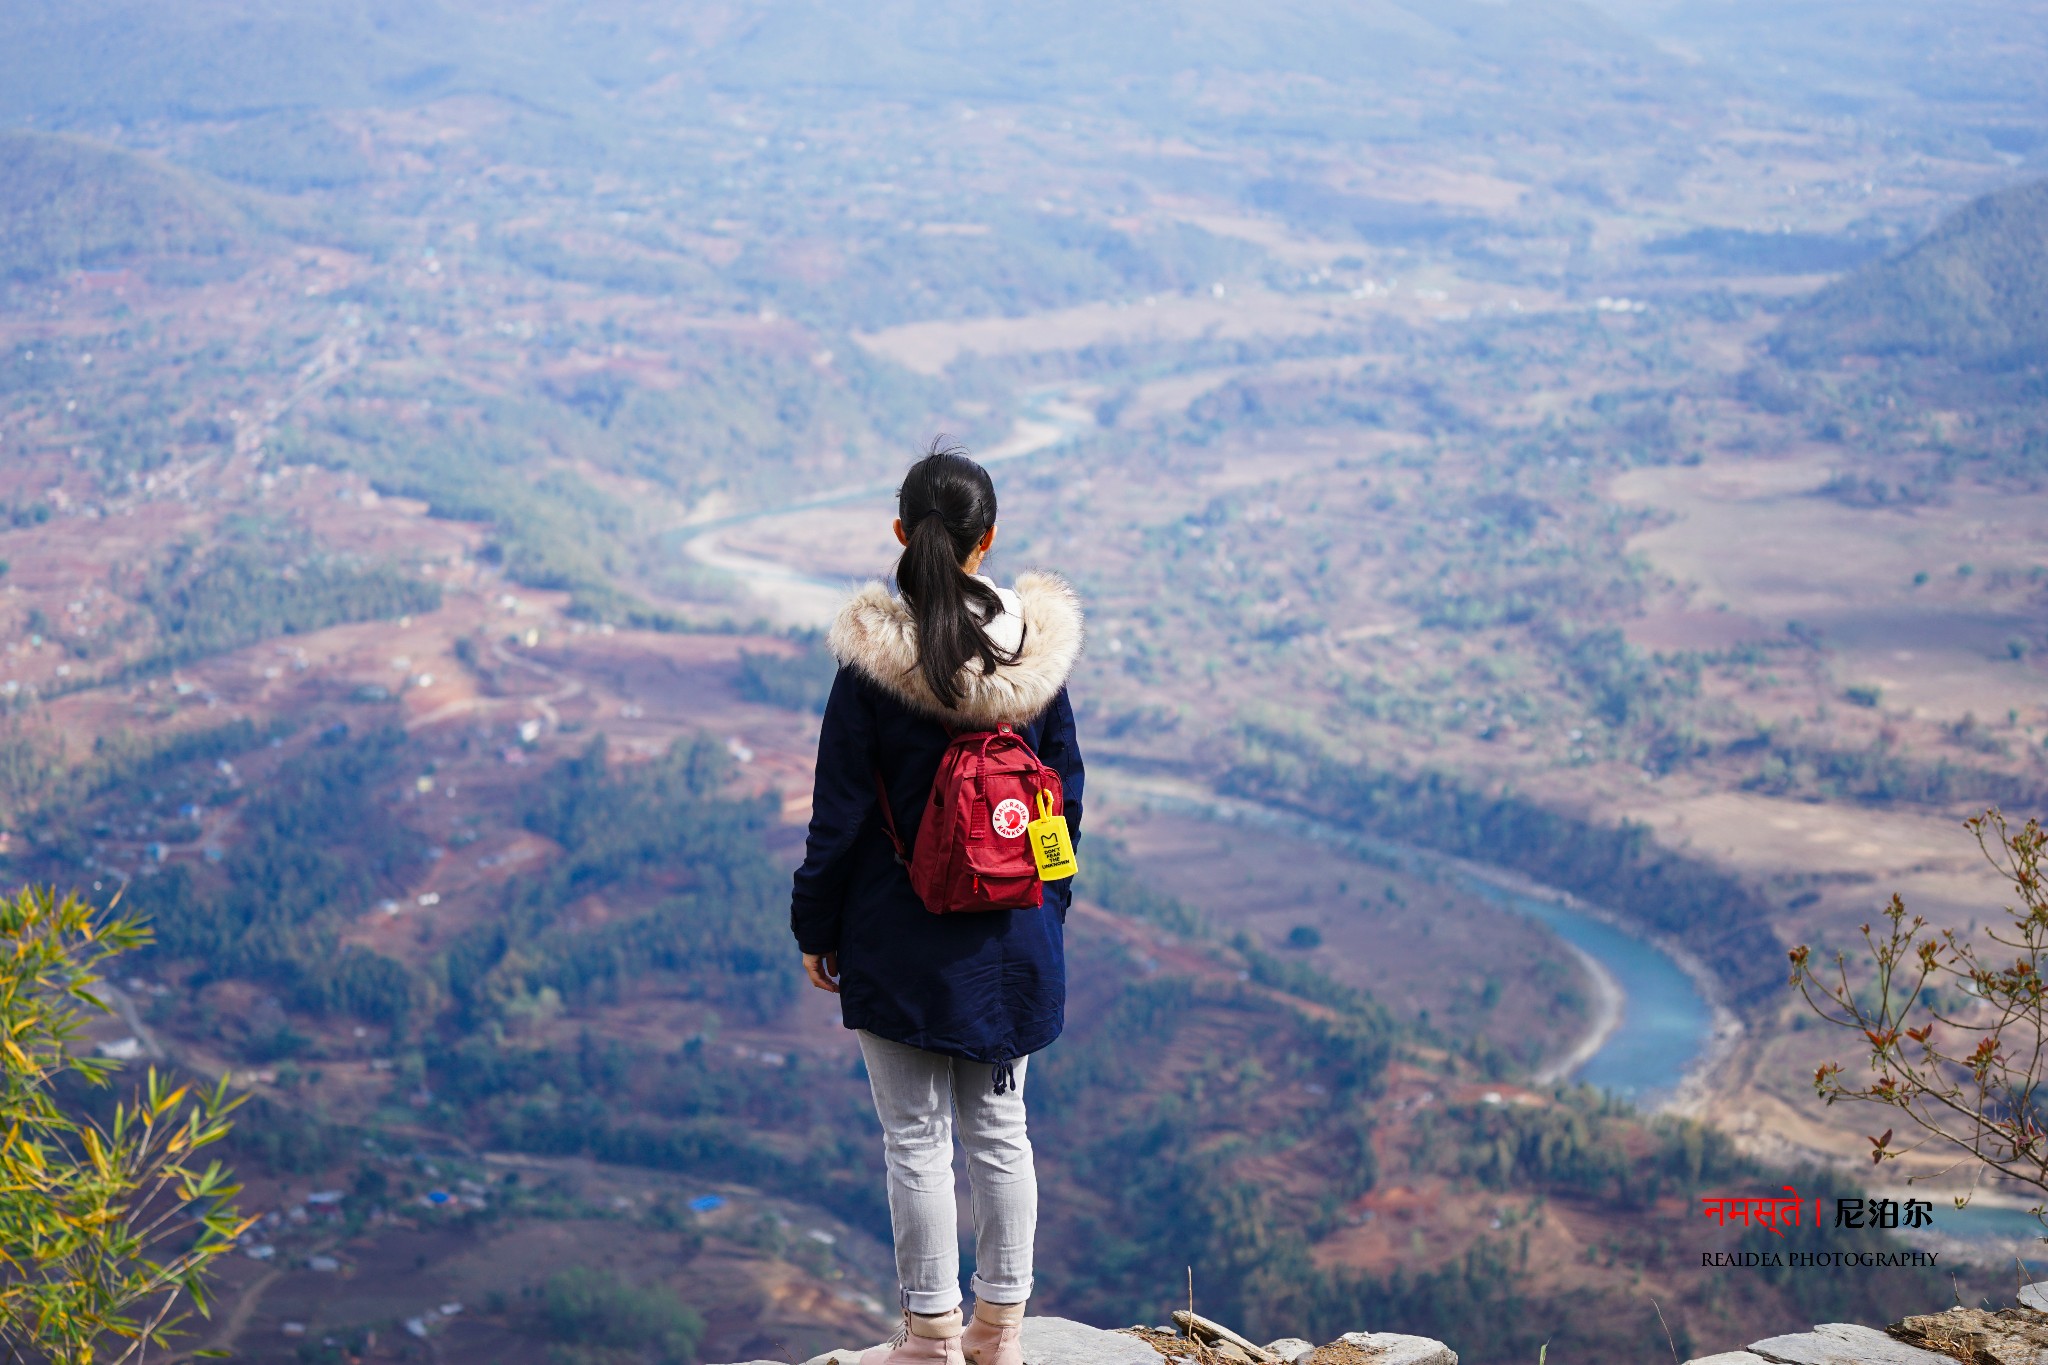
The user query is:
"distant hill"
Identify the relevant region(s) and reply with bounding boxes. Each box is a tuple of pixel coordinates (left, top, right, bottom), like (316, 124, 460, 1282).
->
(0, 0, 1707, 137)
(0, 0, 640, 127)
(185, 112, 376, 192)
(0, 131, 245, 281)
(1772, 178, 2048, 369)
(699, 0, 1675, 96)
(1598, 0, 2048, 137)
(0, 0, 471, 124)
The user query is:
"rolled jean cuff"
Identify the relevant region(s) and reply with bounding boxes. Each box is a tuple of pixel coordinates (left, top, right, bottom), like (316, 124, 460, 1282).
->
(969, 1271, 1031, 1305)
(904, 1285, 964, 1315)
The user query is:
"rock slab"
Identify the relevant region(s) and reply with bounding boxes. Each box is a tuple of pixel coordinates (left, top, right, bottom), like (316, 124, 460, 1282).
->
(1338, 1333, 1459, 1365)
(2022, 1281, 2048, 1314)
(1026, 1317, 1173, 1365)
(1263, 1340, 1316, 1364)
(1681, 1355, 1774, 1365)
(1748, 1323, 1956, 1365)
(1893, 1306, 2048, 1365)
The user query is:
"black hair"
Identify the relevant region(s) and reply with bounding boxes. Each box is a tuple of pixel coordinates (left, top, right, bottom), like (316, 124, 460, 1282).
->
(895, 440, 1022, 709)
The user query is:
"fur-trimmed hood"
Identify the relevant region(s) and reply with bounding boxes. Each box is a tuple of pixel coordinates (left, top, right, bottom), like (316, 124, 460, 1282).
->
(828, 571, 1083, 726)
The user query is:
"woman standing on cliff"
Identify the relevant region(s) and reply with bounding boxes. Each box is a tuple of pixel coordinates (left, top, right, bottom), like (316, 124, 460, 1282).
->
(791, 444, 1084, 1365)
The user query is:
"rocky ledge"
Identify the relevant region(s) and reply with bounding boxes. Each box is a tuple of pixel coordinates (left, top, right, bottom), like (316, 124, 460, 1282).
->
(717, 1313, 1456, 1365)
(721, 1278, 2048, 1365)
(1684, 1280, 2048, 1365)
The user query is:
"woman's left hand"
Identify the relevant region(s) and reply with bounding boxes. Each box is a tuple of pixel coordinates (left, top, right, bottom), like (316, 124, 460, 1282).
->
(803, 952, 840, 994)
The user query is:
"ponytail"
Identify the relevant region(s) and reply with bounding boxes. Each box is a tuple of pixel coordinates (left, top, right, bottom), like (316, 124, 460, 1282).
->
(895, 442, 1021, 709)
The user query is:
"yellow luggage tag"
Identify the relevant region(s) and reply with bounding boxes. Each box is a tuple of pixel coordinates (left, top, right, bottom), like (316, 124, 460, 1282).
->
(1028, 789, 1077, 882)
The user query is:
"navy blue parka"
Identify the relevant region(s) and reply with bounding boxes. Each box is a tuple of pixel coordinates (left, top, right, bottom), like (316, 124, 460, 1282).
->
(790, 572, 1084, 1065)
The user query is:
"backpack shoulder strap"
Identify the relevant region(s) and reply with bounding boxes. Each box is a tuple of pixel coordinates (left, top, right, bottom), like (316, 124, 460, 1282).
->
(869, 720, 1004, 866)
(871, 767, 910, 866)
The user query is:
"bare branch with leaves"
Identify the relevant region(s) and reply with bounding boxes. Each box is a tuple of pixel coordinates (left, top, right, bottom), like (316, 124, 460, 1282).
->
(1790, 810, 2048, 1221)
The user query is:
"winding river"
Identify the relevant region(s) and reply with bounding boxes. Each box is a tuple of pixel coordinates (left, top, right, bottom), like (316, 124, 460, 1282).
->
(684, 392, 1725, 1108)
(1089, 771, 1726, 1109)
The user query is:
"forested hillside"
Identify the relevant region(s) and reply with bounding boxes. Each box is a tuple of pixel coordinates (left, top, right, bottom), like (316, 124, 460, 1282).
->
(0, 131, 245, 280)
(1775, 178, 2048, 368)
(34, 715, 1932, 1357)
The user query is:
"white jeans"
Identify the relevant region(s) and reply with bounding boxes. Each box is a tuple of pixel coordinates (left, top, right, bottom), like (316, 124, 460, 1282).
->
(857, 1031, 1036, 1313)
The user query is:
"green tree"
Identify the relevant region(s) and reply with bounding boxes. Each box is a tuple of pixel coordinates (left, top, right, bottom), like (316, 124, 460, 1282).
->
(536, 1267, 703, 1364)
(0, 886, 249, 1363)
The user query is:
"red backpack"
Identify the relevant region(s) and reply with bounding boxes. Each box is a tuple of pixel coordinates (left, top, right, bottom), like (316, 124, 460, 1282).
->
(875, 723, 1066, 914)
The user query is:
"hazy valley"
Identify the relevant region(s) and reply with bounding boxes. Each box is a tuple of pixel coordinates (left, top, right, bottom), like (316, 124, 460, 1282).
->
(1, 2, 2047, 1360)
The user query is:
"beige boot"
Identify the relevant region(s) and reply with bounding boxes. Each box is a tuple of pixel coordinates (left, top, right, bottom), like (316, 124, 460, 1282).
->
(960, 1300, 1024, 1365)
(861, 1309, 965, 1365)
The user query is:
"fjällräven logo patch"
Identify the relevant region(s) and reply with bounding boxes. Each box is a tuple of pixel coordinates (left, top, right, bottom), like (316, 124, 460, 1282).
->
(991, 798, 1030, 839)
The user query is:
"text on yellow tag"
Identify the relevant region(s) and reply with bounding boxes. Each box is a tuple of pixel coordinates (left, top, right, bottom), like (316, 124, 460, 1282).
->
(1028, 789, 1077, 881)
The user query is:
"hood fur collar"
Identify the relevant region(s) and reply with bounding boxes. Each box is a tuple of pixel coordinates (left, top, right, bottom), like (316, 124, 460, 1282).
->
(829, 571, 1083, 725)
